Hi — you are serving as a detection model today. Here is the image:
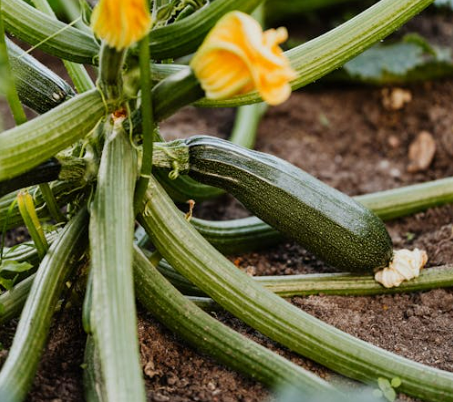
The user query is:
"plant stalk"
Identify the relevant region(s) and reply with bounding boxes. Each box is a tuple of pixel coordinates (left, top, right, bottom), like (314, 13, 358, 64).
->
(0, 208, 88, 402)
(89, 118, 145, 401)
(133, 245, 337, 397)
(139, 176, 453, 402)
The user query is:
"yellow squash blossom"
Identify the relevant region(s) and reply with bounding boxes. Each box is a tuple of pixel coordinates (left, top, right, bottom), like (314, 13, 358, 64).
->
(91, 0, 152, 51)
(190, 11, 296, 105)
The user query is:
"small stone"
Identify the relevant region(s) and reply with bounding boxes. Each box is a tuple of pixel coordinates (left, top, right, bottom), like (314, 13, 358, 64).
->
(381, 88, 412, 110)
(245, 265, 256, 276)
(388, 135, 401, 148)
(407, 131, 436, 173)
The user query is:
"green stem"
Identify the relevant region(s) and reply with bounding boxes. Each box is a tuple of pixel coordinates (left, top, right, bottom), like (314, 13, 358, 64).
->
(229, 103, 267, 149)
(157, 259, 453, 298)
(0, 88, 105, 182)
(30, 0, 93, 92)
(89, 118, 145, 401)
(133, 245, 337, 397)
(83, 335, 106, 402)
(139, 176, 453, 402)
(134, 35, 155, 214)
(0, 208, 88, 402)
(197, 0, 436, 107)
(1, 182, 86, 232)
(4, 259, 453, 327)
(147, 0, 264, 59)
(39, 183, 66, 223)
(0, 3, 27, 125)
(98, 44, 125, 104)
(2, 0, 99, 64)
(0, 274, 35, 325)
(17, 190, 48, 260)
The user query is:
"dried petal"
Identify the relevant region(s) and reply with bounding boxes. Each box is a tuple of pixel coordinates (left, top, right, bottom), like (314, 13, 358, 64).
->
(375, 248, 428, 288)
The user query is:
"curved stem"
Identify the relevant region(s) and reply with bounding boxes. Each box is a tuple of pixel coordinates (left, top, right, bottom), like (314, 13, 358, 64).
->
(0, 208, 88, 402)
(229, 103, 267, 149)
(0, 8, 27, 125)
(2, 0, 98, 64)
(139, 176, 453, 402)
(0, 88, 105, 182)
(197, 0, 435, 107)
(30, 0, 93, 93)
(89, 118, 145, 401)
(134, 35, 155, 213)
(133, 245, 337, 396)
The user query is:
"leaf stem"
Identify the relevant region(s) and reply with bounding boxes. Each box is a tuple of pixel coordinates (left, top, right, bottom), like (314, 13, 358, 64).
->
(0, 208, 88, 402)
(134, 34, 155, 214)
(133, 245, 337, 397)
(89, 118, 145, 401)
(0, 3, 27, 124)
(17, 190, 48, 260)
(139, 176, 453, 402)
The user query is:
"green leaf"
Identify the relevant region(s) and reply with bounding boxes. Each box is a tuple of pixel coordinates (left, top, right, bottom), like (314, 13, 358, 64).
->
(391, 377, 402, 388)
(434, 0, 453, 8)
(0, 277, 15, 291)
(341, 35, 453, 84)
(377, 378, 397, 402)
(0, 260, 33, 274)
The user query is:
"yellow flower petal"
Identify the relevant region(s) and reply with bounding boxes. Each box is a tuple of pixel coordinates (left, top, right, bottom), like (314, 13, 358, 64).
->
(91, 0, 152, 50)
(190, 11, 296, 105)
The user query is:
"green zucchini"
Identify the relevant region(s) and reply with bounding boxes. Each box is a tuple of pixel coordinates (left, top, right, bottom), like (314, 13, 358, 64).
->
(185, 136, 393, 272)
(7, 39, 75, 114)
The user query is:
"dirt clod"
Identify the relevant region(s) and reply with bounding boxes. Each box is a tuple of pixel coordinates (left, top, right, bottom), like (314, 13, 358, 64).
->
(407, 131, 436, 173)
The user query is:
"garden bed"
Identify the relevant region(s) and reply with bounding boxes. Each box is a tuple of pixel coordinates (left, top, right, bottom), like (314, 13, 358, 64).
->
(1, 9, 453, 402)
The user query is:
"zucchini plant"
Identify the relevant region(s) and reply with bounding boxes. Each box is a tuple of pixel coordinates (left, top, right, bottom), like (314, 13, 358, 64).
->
(1, 0, 453, 401)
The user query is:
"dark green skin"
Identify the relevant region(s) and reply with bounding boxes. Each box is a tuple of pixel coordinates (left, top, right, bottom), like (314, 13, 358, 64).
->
(186, 136, 393, 272)
(8, 39, 75, 114)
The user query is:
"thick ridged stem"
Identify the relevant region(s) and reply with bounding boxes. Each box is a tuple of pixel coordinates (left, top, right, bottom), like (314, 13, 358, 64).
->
(2, 0, 99, 64)
(30, 0, 93, 93)
(156, 260, 453, 298)
(0, 4, 27, 124)
(0, 208, 88, 402)
(134, 35, 155, 213)
(17, 191, 48, 260)
(0, 89, 105, 181)
(197, 0, 436, 107)
(97, 45, 125, 105)
(133, 245, 337, 396)
(89, 119, 145, 402)
(0, 182, 86, 232)
(4, 261, 453, 326)
(139, 176, 453, 402)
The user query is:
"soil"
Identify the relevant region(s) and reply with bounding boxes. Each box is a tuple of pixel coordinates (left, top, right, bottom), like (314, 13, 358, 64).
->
(1, 7, 453, 402)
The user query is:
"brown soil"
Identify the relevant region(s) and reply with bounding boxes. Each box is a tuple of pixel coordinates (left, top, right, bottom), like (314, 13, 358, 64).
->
(1, 9, 453, 402)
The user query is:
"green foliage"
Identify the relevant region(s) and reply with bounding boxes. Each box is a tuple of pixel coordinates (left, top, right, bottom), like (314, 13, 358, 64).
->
(372, 377, 402, 402)
(0, 260, 33, 291)
(434, 0, 453, 8)
(342, 34, 453, 84)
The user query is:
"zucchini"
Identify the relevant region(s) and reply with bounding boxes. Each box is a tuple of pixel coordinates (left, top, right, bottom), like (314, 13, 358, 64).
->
(185, 136, 393, 272)
(7, 39, 75, 114)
